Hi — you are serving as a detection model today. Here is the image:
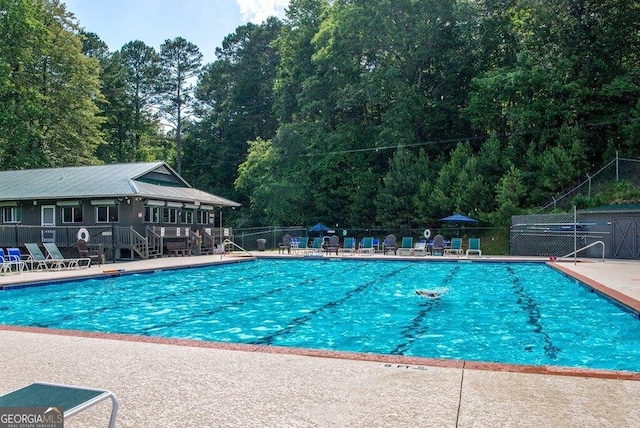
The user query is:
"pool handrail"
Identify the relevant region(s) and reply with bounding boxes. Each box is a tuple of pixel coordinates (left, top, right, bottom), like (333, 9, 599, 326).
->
(559, 240, 605, 262)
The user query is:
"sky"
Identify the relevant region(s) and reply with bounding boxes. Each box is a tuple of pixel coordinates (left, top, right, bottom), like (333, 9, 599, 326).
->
(63, 0, 289, 65)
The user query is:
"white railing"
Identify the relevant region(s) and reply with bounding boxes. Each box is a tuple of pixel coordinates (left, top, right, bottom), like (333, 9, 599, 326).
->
(560, 240, 605, 262)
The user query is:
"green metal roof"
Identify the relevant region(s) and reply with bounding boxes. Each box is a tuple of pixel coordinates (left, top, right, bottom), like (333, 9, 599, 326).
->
(579, 203, 640, 213)
(0, 162, 241, 207)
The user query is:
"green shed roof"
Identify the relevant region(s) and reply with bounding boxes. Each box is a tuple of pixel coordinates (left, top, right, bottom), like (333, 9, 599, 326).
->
(578, 203, 640, 213)
(0, 162, 240, 207)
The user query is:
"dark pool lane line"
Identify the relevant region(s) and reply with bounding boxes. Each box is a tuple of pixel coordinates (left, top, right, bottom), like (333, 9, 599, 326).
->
(122, 264, 368, 336)
(389, 265, 460, 355)
(505, 265, 561, 359)
(250, 264, 415, 346)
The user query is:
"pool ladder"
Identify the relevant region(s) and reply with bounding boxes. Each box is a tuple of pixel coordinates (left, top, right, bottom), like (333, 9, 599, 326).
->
(221, 239, 256, 259)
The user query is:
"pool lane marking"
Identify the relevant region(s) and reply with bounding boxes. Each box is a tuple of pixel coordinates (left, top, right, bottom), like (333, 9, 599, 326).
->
(505, 265, 560, 359)
(250, 264, 415, 346)
(10, 263, 263, 330)
(115, 261, 366, 336)
(389, 265, 460, 355)
(129, 264, 363, 335)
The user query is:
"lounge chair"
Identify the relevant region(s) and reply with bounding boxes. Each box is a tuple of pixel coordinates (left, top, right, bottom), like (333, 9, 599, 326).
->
(339, 237, 356, 255)
(357, 237, 375, 255)
(25, 243, 57, 270)
(43, 242, 91, 269)
(431, 234, 445, 256)
(0, 382, 118, 428)
(383, 234, 397, 255)
(0, 250, 10, 274)
(0, 248, 24, 273)
(292, 237, 309, 255)
(444, 237, 464, 256)
(466, 238, 482, 256)
(396, 237, 414, 256)
(279, 234, 292, 254)
(412, 242, 429, 256)
(309, 237, 324, 255)
(326, 235, 340, 255)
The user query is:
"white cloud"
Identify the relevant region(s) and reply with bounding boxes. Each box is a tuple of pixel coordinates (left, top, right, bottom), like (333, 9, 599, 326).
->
(235, 0, 289, 23)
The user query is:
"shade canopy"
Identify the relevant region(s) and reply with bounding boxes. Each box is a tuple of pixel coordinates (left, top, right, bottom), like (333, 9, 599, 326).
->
(308, 222, 331, 232)
(439, 213, 478, 223)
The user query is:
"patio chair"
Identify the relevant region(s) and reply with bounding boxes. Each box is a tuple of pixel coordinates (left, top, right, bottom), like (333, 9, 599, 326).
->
(43, 242, 91, 269)
(383, 234, 397, 255)
(326, 235, 340, 255)
(396, 237, 414, 256)
(431, 235, 445, 256)
(279, 234, 292, 254)
(357, 237, 375, 255)
(339, 237, 356, 255)
(24, 243, 57, 270)
(77, 239, 104, 265)
(466, 238, 482, 256)
(0, 382, 118, 428)
(444, 237, 464, 256)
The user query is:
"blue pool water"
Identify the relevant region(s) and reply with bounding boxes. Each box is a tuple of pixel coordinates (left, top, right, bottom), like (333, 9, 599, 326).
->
(1, 259, 639, 372)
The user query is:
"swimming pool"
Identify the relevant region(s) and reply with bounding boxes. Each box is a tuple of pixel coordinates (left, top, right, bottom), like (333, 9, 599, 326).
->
(1, 259, 639, 372)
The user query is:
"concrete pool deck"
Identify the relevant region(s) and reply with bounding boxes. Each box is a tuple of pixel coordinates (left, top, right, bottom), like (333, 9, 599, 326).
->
(1, 254, 640, 427)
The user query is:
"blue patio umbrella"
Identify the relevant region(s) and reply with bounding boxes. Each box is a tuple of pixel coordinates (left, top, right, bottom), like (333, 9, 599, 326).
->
(439, 213, 478, 223)
(308, 222, 331, 233)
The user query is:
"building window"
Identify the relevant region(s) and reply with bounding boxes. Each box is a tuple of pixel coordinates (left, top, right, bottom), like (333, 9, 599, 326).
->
(196, 210, 209, 225)
(96, 205, 119, 223)
(2, 207, 21, 223)
(163, 208, 177, 223)
(181, 210, 193, 224)
(144, 207, 161, 223)
(62, 206, 83, 223)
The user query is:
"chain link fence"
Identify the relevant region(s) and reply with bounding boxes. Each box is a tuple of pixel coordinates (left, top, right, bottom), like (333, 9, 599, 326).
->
(536, 156, 640, 213)
(510, 213, 604, 257)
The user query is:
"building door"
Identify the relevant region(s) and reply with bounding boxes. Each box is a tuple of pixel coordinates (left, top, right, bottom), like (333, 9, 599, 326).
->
(612, 217, 639, 259)
(41, 205, 56, 242)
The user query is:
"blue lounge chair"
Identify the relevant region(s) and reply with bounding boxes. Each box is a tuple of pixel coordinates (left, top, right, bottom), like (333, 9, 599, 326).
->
(292, 237, 309, 254)
(0, 382, 118, 428)
(357, 237, 375, 255)
(444, 237, 464, 256)
(396, 237, 414, 256)
(309, 237, 324, 255)
(3, 248, 25, 273)
(466, 238, 482, 256)
(339, 237, 356, 255)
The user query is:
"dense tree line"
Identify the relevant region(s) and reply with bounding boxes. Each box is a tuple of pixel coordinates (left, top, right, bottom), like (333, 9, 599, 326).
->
(1, 0, 639, 230)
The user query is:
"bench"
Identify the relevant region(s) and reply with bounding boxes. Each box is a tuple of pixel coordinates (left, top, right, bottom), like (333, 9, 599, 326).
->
(166, 241, 192, 257)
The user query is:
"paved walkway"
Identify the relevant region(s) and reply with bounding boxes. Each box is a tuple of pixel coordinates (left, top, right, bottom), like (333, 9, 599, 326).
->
(1, 254, 640, 427)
